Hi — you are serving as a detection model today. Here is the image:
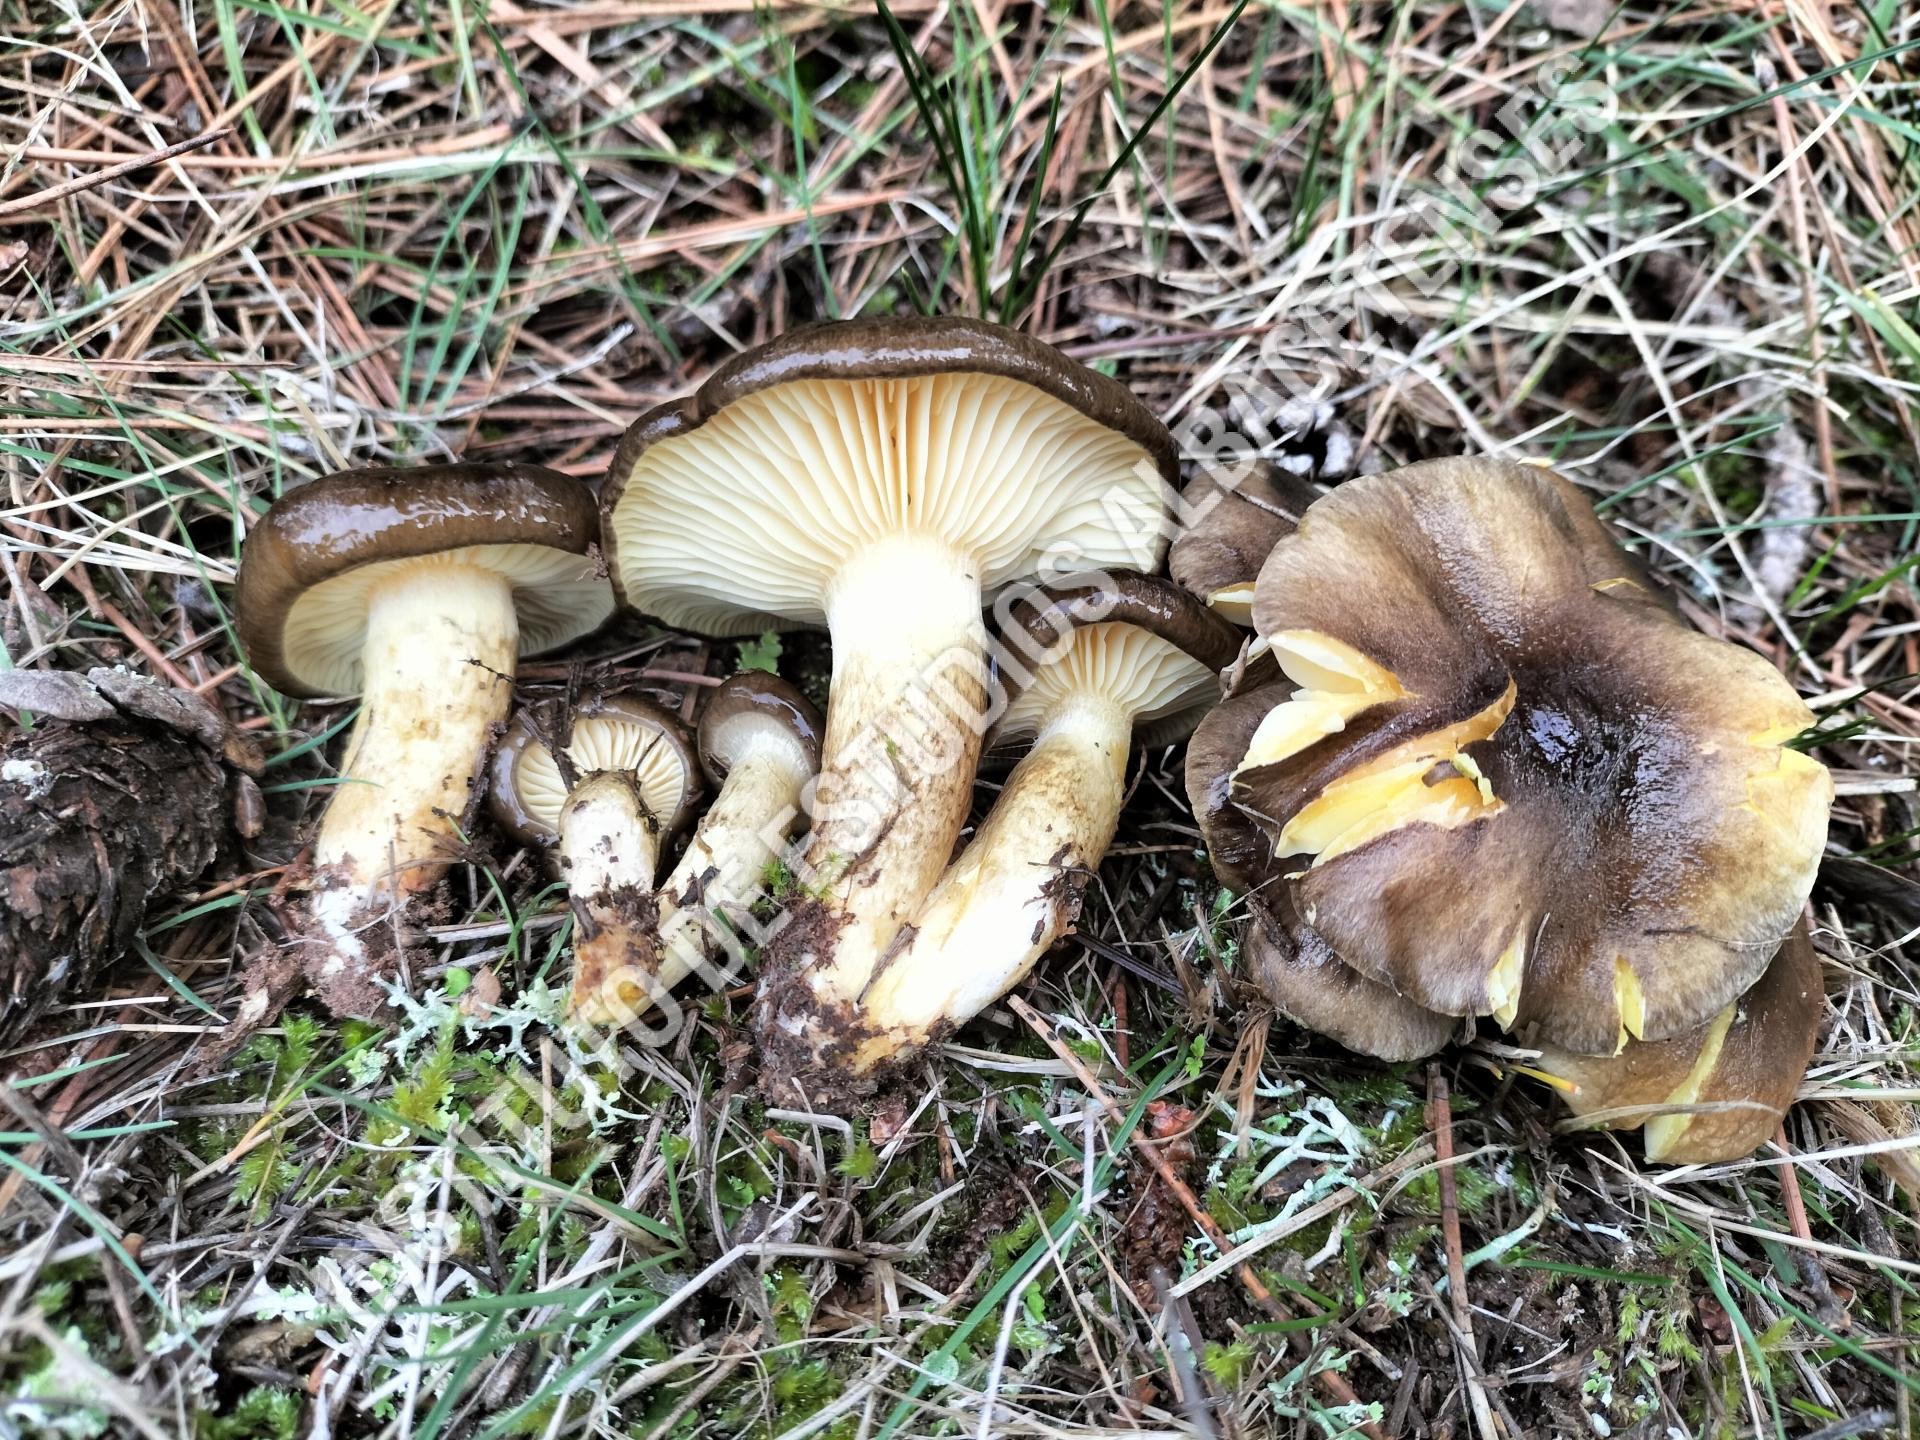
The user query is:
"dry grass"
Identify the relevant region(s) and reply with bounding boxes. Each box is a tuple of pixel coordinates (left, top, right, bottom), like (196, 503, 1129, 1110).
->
(2, 1, 1918, 1436)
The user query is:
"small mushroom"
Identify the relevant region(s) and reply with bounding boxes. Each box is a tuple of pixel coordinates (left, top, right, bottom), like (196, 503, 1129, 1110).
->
(582, 673, 824, 1025)
(234, 462, 614, 1014)
(1226, 457, 1831, 1055)
(1532, 922, 1822, 1164)
(600, 317, 1178, 1069)
(840, 574, 1240, 1076)
(1169, 462, 1322, 625)
(488, 694, 699, 1020)
(1187, 684, 1455, 1061)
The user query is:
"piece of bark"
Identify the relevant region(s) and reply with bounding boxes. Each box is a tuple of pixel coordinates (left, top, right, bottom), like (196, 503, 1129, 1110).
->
(0, 668, 258, 1044)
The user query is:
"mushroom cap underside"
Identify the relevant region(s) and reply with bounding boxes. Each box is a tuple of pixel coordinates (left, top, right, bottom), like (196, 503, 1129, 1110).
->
(489, 694, 700, 846)
(601, 317, 1178, 636)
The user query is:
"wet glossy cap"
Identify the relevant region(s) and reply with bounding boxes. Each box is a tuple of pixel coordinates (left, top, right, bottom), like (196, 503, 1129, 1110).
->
(235, 462, 613, 698)
(697, 672, 824, 787)
(488, 692, 700, 847)
(601, 316, 1178, 637)
(1228, 457, 1832, 1055)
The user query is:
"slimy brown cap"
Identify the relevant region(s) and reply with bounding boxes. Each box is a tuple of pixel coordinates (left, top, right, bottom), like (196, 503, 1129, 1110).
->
(235, 462, 611, 698)
(697, 672, 824, 787)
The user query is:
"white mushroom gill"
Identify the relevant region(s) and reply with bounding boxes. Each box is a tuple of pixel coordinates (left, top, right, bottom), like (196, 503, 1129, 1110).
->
(281, 543, 608, 696)
(612, 372, 1165, 1035)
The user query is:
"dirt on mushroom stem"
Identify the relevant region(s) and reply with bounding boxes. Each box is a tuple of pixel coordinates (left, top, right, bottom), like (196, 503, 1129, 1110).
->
(301, 564, 521, 1016)
(844, 692, 1133, 1073)
(559, 770, 667, 1024)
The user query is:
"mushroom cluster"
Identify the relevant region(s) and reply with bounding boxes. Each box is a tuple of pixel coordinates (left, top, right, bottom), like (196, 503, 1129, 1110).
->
(1180, 456, 1833, 1164)
(232, 318, 1206, 1071)
(231, 324, 1832, 1163)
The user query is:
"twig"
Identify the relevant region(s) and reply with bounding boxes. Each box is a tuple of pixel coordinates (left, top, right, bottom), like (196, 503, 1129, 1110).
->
(1774, 1123, 1848, 1329)
(0, 130, 232, 218)
(1428, 1066, 1499, 1440)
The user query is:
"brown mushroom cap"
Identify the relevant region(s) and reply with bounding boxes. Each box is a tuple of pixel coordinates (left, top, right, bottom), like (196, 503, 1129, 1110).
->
(1187, 683, 1454, 1060)
(1230, 457, 1831, 1054)
(1245, 896, 1457, 1062)
(993, 573, 1241, 749)
(600, 316, 1178, 637)
(1169, 462, 1323, 624)
(488, 694, 700, 847)
(1185, 682, 1291, 897)
(235, 462, 612, 698)
(697, 672, 824, 787)
(1535, 921, 1823, 1164)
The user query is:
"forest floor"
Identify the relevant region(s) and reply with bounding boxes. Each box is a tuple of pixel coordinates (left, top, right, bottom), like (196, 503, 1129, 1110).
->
(3, 1, 1920, 1437)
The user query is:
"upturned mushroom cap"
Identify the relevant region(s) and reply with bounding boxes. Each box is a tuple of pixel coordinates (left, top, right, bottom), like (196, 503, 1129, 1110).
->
(697, 673, 823, 786)
(1229, 457, 1832, 1055)
(236, 462, 613, 697)
(600, 317, 1178, 636)
(1535, 921, 1822, 1164)
(1169, 463, 1323, 625)
(993, 573, 1242, 749)
(488, 695, 700, 848)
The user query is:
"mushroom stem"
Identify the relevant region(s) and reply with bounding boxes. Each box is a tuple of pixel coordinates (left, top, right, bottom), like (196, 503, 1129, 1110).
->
(847, 691, 1132, 1072)
(560, 770, 664, 1022)
(307, 565, 518, 993)
(652, 737, 813, 996)
(793, 535, 990, 1005)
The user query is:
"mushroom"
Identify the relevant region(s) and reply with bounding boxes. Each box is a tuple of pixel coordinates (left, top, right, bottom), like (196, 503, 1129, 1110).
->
(1169, 462, 1323, 625)
(1531, 922, 1822, 1164)
(588, 673, 824, 1026)
(488, 694, 699, 1020)
(1187, 683, 1457, 1061)
(235, 462, 614, 1014)
(598, 317, 1176, 1065)
(839, 573, 1240, 1077)
(1226, 457, 1832, 1055)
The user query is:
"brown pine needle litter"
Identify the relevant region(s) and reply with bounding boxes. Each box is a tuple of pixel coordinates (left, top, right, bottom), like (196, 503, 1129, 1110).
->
(2, 2, 1919, 1436)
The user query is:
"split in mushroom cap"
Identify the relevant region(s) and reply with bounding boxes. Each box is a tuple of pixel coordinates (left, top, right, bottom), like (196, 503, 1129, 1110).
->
(1532, 921, 1822, 1164)
(601, 316, 1176, 1066)
(233, 462, 613, 1015)
(1168, 462, 1322, 625)
(1186, 683, 1454, 1061)
(1229, 457, 1831, 1055)
(838, 574, 1238, 1078)
(574, 674, 825, 1029)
